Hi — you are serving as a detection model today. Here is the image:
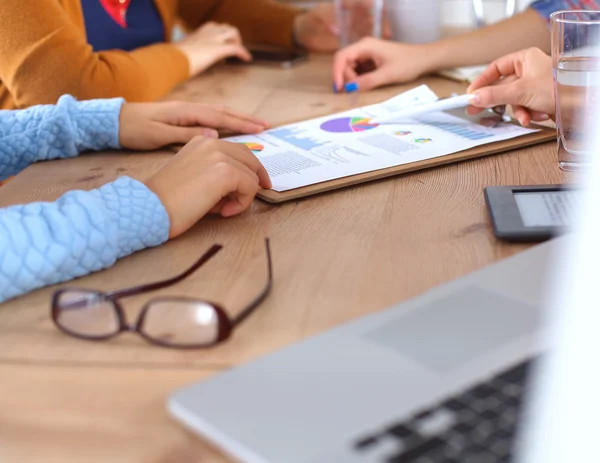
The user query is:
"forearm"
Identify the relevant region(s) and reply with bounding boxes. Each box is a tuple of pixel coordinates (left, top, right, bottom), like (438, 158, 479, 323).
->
(0, 177, 170, 303)
(419, 9, 550, 73)
(0, 96, 122, 180)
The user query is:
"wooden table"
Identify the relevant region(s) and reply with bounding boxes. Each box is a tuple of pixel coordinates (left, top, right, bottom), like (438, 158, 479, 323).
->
(0, 55, 567, 462)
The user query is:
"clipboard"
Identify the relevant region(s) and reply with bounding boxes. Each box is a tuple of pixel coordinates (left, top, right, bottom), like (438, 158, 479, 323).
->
(258, 123, 556, 204)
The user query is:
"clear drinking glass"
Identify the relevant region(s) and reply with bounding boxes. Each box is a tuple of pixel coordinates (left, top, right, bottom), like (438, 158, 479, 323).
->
(552, 10, 600, 171)
(335, 0, 385, 48)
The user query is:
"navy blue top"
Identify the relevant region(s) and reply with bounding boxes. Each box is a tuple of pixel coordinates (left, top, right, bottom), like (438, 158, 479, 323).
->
(81, 0, 165, 52)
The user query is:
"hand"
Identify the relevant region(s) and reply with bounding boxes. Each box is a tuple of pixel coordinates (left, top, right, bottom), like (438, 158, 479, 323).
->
(332, 38, 430, 92)
(145, 137, 272, 239)
(174, 22, 252, 76)
(466, 47, 555, 126)
(294, 1, 390, 53)
(119, 102, 270, 150)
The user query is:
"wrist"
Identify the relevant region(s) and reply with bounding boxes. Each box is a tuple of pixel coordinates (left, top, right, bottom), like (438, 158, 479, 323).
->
(173, 44, 194, 75)
(416, 42, 446, 75)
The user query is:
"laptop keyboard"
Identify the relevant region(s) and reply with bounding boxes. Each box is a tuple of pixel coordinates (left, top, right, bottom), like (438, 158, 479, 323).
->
(353, 359, 534, 463)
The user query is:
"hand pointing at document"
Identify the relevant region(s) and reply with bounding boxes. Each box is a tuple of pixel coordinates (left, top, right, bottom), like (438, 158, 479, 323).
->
(466, 48, 555, 127)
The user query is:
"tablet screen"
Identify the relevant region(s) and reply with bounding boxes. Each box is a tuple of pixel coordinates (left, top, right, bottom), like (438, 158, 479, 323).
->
(514, 190, 580, 227)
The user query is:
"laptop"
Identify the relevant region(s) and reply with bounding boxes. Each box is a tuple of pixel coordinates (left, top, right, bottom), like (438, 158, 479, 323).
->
(167, 229, 580, 462)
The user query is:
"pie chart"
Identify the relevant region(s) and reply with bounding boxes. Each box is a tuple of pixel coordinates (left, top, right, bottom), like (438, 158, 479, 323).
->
(242, 142, 265, 154)
(320, 117, 379, 133)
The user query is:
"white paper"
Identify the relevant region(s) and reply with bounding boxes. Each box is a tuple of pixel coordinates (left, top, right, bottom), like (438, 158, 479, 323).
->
(438, 65, 487, 83)
(227, 85, 539, 192)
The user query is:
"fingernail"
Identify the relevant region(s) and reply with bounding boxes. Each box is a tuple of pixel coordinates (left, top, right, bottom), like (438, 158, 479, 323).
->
(204, 129, 219, 139)
(468, 93, 481, 105)
(538, 114, 550, 121)
(345, 82, 359, 93)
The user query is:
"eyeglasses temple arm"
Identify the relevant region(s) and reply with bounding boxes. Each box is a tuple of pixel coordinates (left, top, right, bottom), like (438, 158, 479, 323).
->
(231, 238, 273, 327)
(107, 244, 223, 299)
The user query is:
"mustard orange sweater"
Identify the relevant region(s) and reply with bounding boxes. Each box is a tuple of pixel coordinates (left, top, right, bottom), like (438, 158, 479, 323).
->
(0, 0, 299, 109)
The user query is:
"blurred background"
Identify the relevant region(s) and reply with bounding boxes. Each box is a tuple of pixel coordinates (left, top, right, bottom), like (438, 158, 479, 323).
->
(279, 0, 535, 27)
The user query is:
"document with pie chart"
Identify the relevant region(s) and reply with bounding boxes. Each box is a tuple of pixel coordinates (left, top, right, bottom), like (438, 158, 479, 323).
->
(226, 85, 539, 192)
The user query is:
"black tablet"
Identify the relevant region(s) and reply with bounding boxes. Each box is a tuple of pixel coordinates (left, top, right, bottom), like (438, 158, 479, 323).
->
(484, 184, 580, 242)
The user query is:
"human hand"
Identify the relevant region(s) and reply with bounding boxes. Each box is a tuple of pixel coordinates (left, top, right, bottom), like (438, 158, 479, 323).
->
(332, 38, 430, 92)
(466, 47, 555, 126)
(294, 1, 390, 53)
(174, 22, 252, 76)
(145, 137, 272, 238)
(119, 102, 269, 150)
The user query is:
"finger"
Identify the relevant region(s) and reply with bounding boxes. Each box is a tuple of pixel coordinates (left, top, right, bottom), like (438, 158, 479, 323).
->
(530, 111, 550, 122)
(212, 163, 261, 217)
(222, 142, 272, 189)
(343, 66, 358, 85)
(333, 50, 356, 91)
(465, 105, 486, 116)
(470, 82, 526, 109)
(157, 125, 219, 145)
(223, 26, 243, 45)
(467, 52, 524, 92)
(159, 103, 268, 134)
(219, 175, 260, 217)
(209, 197, 228, 214)
(212, 44, 252, 63)
(225, 155, 262, 187)
(229, 45, 252, 62)
(224, 107, 270, 128)
(348, 67, 388, 92)
(205, 110, 267, 134)
(333, 42, 372, 90)
(512, 105, 531, 126)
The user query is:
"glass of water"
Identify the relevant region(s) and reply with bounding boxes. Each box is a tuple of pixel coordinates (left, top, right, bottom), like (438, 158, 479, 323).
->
(335, 0, 385, 48)
(551, 10, 600, 171)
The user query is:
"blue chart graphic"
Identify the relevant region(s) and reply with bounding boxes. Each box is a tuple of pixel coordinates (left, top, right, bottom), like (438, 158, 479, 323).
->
(421, 120, 493, 141)
(269, 127, 327, 151)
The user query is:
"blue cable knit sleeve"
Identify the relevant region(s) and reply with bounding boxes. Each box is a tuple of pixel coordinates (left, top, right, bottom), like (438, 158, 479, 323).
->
(0, 95, 123, 181)
(0, 176, 170, 303)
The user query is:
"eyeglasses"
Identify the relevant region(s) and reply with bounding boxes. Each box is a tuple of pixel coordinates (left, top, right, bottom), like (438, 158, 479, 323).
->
(51, 239, 272, 349)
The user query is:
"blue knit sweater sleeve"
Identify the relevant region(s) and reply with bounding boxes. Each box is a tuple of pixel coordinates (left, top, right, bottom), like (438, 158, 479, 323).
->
(0, 97, 170, 303)
(0, 95, 124, 181)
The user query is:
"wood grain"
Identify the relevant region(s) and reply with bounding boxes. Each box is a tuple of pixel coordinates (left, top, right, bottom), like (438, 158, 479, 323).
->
(0, 54, 570, 462)
(0, 363, 228, 463)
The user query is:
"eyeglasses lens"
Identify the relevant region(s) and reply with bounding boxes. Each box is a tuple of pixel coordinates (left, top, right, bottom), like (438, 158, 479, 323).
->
(56, 290, 120, 337)
(141, 300, 220, 347)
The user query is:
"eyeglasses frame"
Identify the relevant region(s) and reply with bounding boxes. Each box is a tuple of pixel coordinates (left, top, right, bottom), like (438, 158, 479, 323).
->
(51, 239, 272, 349)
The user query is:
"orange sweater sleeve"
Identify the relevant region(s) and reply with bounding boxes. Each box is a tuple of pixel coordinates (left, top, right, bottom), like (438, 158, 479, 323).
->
(0, 0, 190, 108)
(177, 0, 301, 48)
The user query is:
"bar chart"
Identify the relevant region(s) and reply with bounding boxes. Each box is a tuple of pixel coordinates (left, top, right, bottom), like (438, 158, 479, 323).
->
(420, 120, 493, 141)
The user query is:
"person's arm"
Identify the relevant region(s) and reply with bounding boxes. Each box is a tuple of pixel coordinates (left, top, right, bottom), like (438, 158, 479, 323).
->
(0, 96, 122, 181)
(0, 177, 170, 303)
(419, 8, 551, 73)
(333, 4, 556, 92)
(177, 0, 301, 48)
(0, 0, 189, 108)
(0, 134, 273, 303)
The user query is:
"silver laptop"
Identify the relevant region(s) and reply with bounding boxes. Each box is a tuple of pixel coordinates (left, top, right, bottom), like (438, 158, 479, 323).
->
(167, 232, 581, 463)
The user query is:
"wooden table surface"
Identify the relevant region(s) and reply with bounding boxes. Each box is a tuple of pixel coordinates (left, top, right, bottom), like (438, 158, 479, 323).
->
(0, 54, 567, 462)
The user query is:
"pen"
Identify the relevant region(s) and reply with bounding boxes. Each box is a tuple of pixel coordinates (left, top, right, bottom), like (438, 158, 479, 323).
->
(371, 94, 474, 124)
